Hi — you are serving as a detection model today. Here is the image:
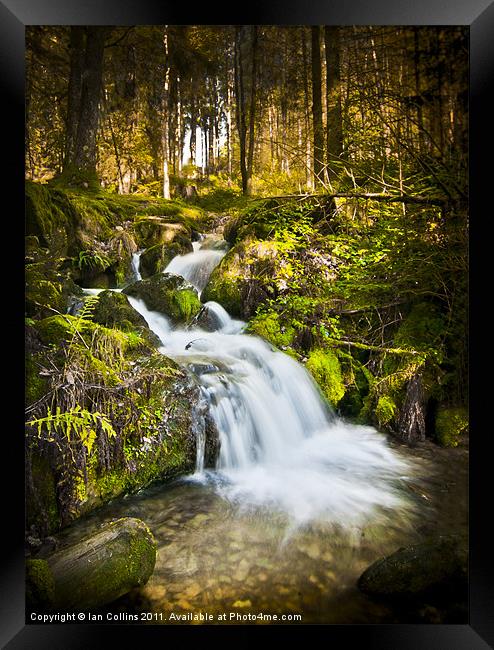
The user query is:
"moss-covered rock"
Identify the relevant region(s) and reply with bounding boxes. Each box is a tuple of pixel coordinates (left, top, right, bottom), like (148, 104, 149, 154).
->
(376, 395, 397, 427)
(90, 290, 160, 349)
(35, 313, 126, 350)
(26, 558, 56, 609)
(90, 290, 143, 329)
(25, 339, 203, 533)
(247, 311, 295, 349)
(435, 405, 468, 447)
(25, 353, 49, 407)
(34, 517, 157, 611)
(25, 261, 84, 318)
(25, 182, 77, 256)
(357, 536, 467, 598)
(139, 241, 191, 278)
(202, 238, 276, 318)
(305, 348, 345, 407)
(26, 453, 60, 534)
(134, 216, 193, 249)
(123, 273, 201, 324)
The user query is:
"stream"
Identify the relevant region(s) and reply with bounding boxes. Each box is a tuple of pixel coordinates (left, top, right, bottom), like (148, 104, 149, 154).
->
(70, 233, 467, 624)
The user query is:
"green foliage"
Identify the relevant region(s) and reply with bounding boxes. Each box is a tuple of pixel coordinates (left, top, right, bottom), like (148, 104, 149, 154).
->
(435, 406, 468, 447)
(27, 405, 116, 456)
(26, 558, 55, 608)
(305, 348, 345, 407)
(76, 249, 110, 271)
(393, 302, 446, 360)
(375, 395, 397, 426)
(247, 311, 295, 350)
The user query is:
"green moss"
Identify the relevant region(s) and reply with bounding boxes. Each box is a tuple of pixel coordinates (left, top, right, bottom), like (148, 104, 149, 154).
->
(35, 314, 128, 350)
(25, 181, 76, 255)
(172, 288, 201, 322)
(26, 558, 55, 608)
(124, 274, 201, 324)
(91, 290, 147, 331)
(394, 302, 445, 355)
(435, 406, 468, 447)
(127, 523, 157, 584)
(376, 395, 397, 426)
(93, 468, 129, 502)
(134, 217, 192, 249)
(305, 348, 346, 407)
(25, 262, 64, 317)
(202, 271, 243, 317)
(26, 453, 60, 534)
(52, 164, 101, 192)
(247, 311, 295, 349)
(51, 518, 157, 610)
(25, 354, 49, 406)
(139, 242, 186, 277)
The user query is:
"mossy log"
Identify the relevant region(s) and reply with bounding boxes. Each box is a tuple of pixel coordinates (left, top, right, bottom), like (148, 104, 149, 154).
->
(28, 517, 157, 611)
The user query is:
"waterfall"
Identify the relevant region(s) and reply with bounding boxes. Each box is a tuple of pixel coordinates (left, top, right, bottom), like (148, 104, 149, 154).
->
(164, 238, 226, 295)
(131, 250, 143, 281)
(126, 236, 415, 527)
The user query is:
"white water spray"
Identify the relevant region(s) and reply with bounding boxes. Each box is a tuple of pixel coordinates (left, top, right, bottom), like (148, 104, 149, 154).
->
(164, 239, 226, 295)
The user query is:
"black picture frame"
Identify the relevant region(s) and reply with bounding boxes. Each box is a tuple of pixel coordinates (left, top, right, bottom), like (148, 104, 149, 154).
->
(3, 0, 492, 646)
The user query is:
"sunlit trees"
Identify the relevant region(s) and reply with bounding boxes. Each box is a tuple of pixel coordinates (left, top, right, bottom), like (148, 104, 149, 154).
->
(25, 25, 468, 203)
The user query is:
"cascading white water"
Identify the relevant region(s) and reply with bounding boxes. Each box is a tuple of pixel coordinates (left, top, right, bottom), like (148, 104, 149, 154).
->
(164, 239, 226, 295)
(131, 250, 143, 281)
(126, 237, 416, 528)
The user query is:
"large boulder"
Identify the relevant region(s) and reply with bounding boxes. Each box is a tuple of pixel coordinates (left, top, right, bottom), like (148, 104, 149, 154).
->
(25, 182, 77, 256)
(201, 239, 277, 319)
(90, 290, 161, 348)
(123, 273, 201, 324)
(357, 536, 468, 599)
(26, 517, 157, 611)
(25, 260, 84, 319)
(134, 217, 192, 249)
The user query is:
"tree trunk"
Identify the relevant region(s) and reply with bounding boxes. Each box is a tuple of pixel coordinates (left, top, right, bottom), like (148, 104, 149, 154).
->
(189, 97, 197, 166)
(176, 75, 182, 175)
(234, 26, 258, 196)
(246, 26, 258, 196)
(311, 26, 324, 186)
(301, 28, 313, 190)
(72, 28, 108, 177)
(324, 26, 343, 178)
(65, 27, 85, 167)
(162, 27, 171, 199)
(235, 27, 248, 194)
(63, 27, 108, 185)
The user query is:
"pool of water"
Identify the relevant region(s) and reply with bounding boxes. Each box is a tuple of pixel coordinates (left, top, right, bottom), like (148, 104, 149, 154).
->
(50, 438, 467, 625)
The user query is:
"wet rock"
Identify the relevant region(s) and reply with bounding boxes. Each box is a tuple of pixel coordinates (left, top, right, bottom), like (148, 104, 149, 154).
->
(357, 535, 467, 599)
(189, 304, 225, 332)
(134, 217, 192, 250)
(90, 290, 160, 347)
(123, 273, 201, 324)
(27, 518, 157, 611)
(140, 241, 192, 278)
(233, 559, 250, 582)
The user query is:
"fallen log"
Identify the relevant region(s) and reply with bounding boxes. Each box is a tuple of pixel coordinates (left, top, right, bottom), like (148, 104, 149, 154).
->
(26, 517, 157, 611)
